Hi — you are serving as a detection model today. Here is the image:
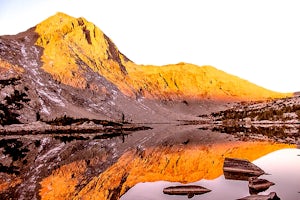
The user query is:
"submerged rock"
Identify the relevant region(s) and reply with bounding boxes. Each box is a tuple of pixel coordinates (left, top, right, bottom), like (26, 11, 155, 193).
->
(238, 192, 280, 200)
(163, 185, 211, 198)
(249, 177, 275, 194)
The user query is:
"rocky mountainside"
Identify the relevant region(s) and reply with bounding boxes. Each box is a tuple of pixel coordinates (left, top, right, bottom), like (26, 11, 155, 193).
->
(0, 25, 191, 124)
(0, 12, 291, 124)
(195, 96, 300, 144)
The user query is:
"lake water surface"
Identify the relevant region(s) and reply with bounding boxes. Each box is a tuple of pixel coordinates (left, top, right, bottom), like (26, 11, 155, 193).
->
(121, 148, 300, 200)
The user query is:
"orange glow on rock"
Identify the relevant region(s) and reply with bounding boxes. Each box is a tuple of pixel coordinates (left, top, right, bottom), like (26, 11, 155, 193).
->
(39, 141, 293, 200)
(0, 176, 22, 193)
(0, 58, 24, 75)
(39, 160, 87, 200)
(35, 13, 291, 101)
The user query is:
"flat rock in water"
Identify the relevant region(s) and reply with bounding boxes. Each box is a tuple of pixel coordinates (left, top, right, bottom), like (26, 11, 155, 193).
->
(238, 192, 280, 200)
(249, 177, 275, 194)
(223, 157, 265, 181)
(163, 185, 211, 198)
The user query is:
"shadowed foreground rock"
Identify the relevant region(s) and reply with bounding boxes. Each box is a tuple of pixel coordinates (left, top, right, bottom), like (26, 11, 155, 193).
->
(163, 185, 211, 198)
(223, 157, 265, 181)
(249, 177, 275, 194)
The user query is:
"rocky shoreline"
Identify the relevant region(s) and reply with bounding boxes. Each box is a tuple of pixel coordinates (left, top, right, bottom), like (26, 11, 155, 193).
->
(0, 121, 151, 136)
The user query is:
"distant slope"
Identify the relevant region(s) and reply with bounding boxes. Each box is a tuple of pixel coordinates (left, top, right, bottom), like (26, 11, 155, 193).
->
(35, 12, 291, 101)
(126, 63, 290, 100)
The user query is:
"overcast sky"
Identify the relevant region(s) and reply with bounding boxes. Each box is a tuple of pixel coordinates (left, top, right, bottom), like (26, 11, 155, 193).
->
(0, 0, 299, 92)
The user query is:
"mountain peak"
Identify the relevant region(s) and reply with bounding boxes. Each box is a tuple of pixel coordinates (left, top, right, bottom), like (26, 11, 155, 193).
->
(35, 12, 129, 89)
(36, 12, 94, 46)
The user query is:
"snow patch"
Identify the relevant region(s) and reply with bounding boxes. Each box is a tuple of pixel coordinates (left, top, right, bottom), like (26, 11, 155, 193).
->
(41, 137, 50, 146)
(36, 143, 65, 162)
(39, 90, 65, 107)
(109, 101, 116, 106)
(19, 43, 47, 88)
(20, 44, 28, 59)
(39, 99, 50, 115)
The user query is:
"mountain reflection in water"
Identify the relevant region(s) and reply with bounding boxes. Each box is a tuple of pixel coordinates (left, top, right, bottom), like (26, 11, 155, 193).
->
(121, 144, 299, 200)
(83, 141, 291, 200)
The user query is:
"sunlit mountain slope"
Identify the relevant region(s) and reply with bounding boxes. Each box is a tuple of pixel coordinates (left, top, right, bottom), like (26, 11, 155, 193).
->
(35, 12, 291, 101)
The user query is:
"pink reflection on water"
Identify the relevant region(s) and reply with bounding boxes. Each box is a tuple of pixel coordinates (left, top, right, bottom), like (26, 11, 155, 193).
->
(253, 148, 300, 200)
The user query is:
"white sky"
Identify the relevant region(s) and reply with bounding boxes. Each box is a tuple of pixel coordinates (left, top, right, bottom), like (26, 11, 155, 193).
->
(0, 0, 299, 93)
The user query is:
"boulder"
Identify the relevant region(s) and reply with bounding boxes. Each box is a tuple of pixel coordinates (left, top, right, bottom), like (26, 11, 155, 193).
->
(223, 157, 265, 181)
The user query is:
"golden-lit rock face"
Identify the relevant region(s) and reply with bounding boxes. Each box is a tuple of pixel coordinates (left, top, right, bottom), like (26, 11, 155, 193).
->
(39, 142, 294, 200)
(35, 12, 130, 90)
(126, 63, 290, 100)
(35, 13, 291, 101)
(0, 58, 24, 76)
(40, 160, 87, 200)
(0, 175, 22, 193)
